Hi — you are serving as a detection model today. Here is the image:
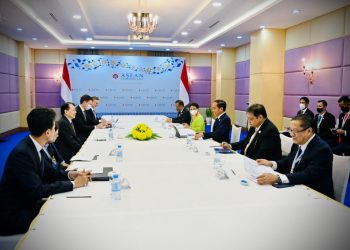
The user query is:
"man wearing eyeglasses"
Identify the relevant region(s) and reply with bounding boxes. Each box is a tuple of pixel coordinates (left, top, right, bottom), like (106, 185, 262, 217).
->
(256, 114, 334, 198)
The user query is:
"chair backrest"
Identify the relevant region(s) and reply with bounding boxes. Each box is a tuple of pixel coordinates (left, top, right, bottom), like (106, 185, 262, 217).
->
(280, 133, 293, 156)
(230, 125, 242, 143)
(332, 154, 350, 203)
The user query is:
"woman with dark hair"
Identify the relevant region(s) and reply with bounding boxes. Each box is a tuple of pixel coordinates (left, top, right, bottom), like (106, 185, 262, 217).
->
(183, 103, 205, 132)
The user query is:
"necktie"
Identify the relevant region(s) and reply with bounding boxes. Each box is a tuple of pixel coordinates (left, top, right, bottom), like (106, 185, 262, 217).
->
(291, 147, 303, 173)
(83, 110, 87, 121)
(244, 129, 258, 156)
(317, 115, 322, 133)
(93, 110, 97, 119)
(213, 118, 219, 131)
(39, 149, 46, 177)
(70, 122, 76, 135)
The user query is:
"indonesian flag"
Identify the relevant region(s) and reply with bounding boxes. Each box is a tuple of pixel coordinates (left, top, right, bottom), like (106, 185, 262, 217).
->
(179, 61, 190, 105)
(60, 59, 72, 102)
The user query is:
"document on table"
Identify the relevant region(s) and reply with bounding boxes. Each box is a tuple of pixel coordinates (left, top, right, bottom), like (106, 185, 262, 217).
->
(243, 157, 276, 182)
(70, 153, 96, 162)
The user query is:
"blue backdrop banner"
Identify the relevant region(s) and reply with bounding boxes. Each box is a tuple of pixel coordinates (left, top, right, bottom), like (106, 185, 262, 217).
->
(66, 55, 185, 114)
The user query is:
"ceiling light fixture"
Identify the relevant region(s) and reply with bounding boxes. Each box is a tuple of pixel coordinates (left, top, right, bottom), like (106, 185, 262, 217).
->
(181, 31, 188, 36)
(80, 28, 88, 32)
(32, 37, 37, 41)
(236, 35, 242, 39)
(220, 43, 225, 47)
(86, 37, 93, 41)
(128, 1, 158, 41)
(73, 15, 81, 19)
(260, 25, 266, 29)
(292, 9, 301, 14)
(193, 20, 202, 24)
(212, 2, 222, 7)
(16, 27, 22, 31)
(172, 40, 178, 44)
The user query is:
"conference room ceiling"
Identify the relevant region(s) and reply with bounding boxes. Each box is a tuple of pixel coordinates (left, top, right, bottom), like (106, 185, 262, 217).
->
(0, 0, 349, 53)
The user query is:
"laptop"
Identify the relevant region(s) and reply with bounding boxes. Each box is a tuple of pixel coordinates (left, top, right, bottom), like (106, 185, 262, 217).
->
(91, 167, 113, 181)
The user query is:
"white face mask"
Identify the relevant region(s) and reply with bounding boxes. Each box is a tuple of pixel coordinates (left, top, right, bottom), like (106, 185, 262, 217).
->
(190, 110, 197, 116)
(86, 104, 92, 110)
(299, 103, 306, 110)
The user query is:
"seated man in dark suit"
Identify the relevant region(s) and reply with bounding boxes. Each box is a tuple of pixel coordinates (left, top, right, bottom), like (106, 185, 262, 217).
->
(0, 108, 91, 235)
(222, 104, 282, 161)
(86, 96, 111, 127)
(56, 102, 83, 162)
(44, 122, 69, 171)
(73, 94, 105, 143)
(297, 96, 314, 119)
(165, 100, 191, 124)
(194, 99, 231, 143)
(256, 114, 334, 198)
(314, 100, 336, 146)
(332, 96, 350, 156)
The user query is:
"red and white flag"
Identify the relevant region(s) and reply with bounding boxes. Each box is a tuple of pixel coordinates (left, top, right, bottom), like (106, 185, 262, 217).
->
(179, 61, 190, 105)
(60, 59, 72, 102)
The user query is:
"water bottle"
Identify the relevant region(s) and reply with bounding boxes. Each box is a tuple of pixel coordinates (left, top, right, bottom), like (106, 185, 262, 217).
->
(116, 144, 123, 162)
(111, 172, 121, 200)
(186, 133, 192, 147)
(213, 151, 221, 169)
(108, 128, 114, 141)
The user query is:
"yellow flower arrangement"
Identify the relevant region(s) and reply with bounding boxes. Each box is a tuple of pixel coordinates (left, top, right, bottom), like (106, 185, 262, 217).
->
(127, 123, 161, 141)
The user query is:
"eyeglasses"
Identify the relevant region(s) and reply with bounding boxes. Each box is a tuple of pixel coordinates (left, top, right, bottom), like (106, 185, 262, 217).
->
(288, 127, 309, 136)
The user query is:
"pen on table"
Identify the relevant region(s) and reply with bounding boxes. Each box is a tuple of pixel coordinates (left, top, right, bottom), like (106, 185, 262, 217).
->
(66, 196, 92, 198)
(231, 169, 236, 175)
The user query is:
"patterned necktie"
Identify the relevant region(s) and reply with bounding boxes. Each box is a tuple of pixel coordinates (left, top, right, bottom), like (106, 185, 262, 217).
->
(291, 147, 303, 173)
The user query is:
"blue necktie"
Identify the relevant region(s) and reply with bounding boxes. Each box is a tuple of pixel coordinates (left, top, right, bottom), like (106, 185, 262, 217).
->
(39, 149, 46, 177)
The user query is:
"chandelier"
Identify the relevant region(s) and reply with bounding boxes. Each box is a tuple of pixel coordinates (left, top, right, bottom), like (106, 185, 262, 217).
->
(128, 12, 158, 40)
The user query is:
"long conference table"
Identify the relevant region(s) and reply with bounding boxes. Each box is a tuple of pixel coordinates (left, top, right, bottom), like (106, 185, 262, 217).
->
(18, 116, 350, 249)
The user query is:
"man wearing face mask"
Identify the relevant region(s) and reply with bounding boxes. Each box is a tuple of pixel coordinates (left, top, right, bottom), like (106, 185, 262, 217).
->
(332, 96, 350, 156)
(314, 100, 336, 146)
(297, 97, 314, 119)
(73, 94, 105, 143)
(165, 100, 191, 124)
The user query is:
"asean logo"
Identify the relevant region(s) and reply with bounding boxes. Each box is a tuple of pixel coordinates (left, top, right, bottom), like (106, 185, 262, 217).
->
(112, 73, 119, 79)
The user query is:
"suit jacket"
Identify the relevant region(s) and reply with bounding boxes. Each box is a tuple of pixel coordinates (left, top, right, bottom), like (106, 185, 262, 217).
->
(337, 112, 350, 142)
(315, 112, 336, 141)
(172, 108, 191, 124)
(72, 106, 95, 142)
(276, 135, 334, 198)
(203, 113, 231, 143)
(86, 108, 99, 126)
(297, 108, 315, 119)
(230, 118, 282, 161)
(46, 143, 65, 165)
(0, 136, 73, 235)
(56, 116, 83, 162)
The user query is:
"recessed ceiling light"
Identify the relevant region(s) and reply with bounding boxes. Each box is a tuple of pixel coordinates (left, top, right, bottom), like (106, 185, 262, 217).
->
(80, 28, 88, 32)
(32, 37, 37, 41)
(212, 2, 222, 7)
(129, 47, 133, 50)
(292, 9, 301, 14)
(172, 40, 178, 44)
(73, 15, 81, 19)
(44, 45, 48, 48)
(90, 46, 95, 49)
(260, 25, 266, 29)
(193, 20, 202, 24)
(86, 37, 93, 41)
(208, 49, 212, 53)
(166, 48, 170, 51)
(236, 35, 242, 39)
(220, 43, 225, 47)
(16, 27, 22, 31)
(181, 31, 188, 36)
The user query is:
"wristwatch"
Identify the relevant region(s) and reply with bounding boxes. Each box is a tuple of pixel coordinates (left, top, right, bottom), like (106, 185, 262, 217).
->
(276, 175, 282, 184)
